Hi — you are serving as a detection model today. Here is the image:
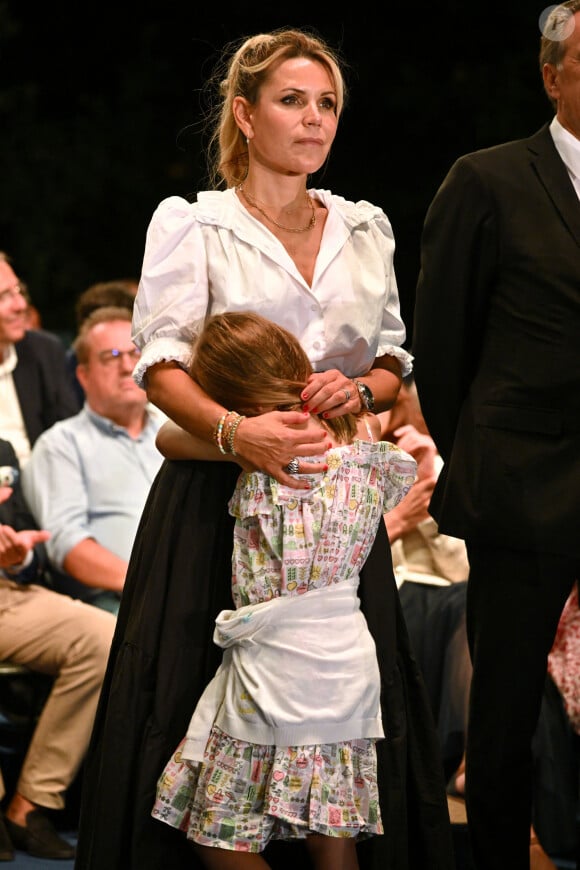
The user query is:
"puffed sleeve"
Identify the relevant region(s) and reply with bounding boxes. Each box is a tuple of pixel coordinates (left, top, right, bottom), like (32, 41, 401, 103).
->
(380, 442, 417, 513)
(229, 473, 274, 519)
(131, 196, 210, 387)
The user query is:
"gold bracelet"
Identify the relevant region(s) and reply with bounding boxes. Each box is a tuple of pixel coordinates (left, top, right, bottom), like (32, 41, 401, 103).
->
(220, 411, 243, 454)
(226, 414, 246, 456)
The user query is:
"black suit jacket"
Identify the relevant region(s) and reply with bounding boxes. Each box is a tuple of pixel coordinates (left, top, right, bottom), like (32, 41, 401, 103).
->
(413, 124, 580, 556)
(13, 329, 81, 447)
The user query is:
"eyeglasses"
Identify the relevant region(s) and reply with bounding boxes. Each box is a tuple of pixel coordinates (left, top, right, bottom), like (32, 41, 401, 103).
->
(0, 282, 25, 306)
(97, 347, 142, 366)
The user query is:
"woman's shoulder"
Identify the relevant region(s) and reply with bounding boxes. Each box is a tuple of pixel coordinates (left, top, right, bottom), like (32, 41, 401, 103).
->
(149, 189, 238, 230)
(313, 189, 394, 236)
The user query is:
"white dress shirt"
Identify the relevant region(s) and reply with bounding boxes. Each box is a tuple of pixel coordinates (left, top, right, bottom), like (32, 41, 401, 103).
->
(550, 116, 580, 201)
(0, 344, 31, 466)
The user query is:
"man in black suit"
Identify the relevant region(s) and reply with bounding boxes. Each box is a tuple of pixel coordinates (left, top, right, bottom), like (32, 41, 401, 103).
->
(0, 251, 80, 466)
(412, 3, 580, 868)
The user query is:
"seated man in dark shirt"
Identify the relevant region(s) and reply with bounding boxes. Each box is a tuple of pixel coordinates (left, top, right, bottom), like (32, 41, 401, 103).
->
(0, 438, 115, 860)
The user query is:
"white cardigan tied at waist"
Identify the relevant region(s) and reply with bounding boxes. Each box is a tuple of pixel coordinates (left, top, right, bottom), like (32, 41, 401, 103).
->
(181, 579, 384, 762)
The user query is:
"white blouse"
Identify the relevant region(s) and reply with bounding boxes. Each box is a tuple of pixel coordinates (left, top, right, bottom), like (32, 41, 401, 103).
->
(131, 187, 413, 387)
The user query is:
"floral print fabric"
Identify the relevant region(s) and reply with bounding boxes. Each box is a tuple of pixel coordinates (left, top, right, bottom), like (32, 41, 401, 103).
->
(153, 731, 381, 851)
(548, 581, 580, 735)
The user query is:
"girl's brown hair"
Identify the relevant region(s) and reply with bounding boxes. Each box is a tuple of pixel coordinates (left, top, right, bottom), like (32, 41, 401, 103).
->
(190, 311, 357, 443)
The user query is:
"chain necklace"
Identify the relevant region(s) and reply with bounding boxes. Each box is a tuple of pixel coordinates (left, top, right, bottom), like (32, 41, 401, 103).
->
(237, 183, 316, 233)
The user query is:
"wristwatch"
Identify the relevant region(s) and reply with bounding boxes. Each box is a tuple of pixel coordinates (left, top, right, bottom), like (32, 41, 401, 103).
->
(354, 380, 375, 412)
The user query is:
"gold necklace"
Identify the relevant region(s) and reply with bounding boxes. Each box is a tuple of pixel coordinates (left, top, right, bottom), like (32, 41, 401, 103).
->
(237, 183, 316, 233)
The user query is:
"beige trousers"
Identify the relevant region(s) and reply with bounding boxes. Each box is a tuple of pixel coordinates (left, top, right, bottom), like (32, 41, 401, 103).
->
(0, 581, 115, 809)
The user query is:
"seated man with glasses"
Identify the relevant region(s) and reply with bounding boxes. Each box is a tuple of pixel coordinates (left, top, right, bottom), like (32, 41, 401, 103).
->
(0, 251, 80, 468)
(21, 306, 165, 614)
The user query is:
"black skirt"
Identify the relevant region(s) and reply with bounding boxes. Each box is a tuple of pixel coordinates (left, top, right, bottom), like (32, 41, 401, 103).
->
(75, 460, 454, 870)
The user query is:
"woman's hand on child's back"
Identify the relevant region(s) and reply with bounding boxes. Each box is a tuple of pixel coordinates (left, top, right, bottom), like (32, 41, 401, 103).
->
(235, 411, 329, 488)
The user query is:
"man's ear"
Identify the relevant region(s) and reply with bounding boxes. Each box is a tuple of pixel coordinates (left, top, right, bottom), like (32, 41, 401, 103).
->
(76, 363, 89, 392)
(542, 62, 560, 101)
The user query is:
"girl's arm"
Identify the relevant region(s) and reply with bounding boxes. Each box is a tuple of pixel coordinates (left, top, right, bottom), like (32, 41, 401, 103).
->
(155, 420, 220, 462)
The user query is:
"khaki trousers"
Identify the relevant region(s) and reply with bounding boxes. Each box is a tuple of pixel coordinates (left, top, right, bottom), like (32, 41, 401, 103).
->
(0, 581, 115, 809)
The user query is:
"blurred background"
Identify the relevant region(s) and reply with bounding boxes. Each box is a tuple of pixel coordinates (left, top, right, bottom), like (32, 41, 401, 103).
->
(0, 1, 554, 345)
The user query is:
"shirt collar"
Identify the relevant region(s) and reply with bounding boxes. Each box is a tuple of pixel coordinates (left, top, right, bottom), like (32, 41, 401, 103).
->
(0, 344, 17, 376)
(84, 403, 152, 440)
(550, 116, 580, 185)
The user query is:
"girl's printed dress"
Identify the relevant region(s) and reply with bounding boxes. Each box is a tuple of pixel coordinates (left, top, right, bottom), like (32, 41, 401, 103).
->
(152, 440, 416, 852)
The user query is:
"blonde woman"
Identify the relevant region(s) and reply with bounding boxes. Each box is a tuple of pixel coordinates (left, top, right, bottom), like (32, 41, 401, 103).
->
(76, 29, 453, 870)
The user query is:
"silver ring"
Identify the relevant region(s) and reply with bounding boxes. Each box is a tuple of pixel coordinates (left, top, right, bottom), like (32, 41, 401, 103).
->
(285, 458, 300, 475)
(343, 388, 351, 403)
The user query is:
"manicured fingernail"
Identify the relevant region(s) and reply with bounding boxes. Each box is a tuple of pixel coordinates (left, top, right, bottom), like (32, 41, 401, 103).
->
(303, 405, 309, 412)
(322, 412, 328, 419)
(311, 407, 318, 415)
(302, 393, 308, 400)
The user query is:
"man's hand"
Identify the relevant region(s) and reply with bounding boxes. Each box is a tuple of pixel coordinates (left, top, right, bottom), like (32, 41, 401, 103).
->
(384, 477, 435, 542)
(383, 424, 439, 543)
(0, 485, 51, 569)
(392, 425, 437, 481)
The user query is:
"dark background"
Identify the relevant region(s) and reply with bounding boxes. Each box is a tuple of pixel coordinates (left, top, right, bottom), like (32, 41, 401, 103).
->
(0, 1, 554, 346)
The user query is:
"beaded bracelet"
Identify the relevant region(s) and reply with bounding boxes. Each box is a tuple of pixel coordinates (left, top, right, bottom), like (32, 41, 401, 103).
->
(226, 413, 246, 456)
(212, 412, 229, 454)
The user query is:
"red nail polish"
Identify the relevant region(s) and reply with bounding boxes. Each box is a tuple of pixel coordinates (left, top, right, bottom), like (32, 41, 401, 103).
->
(311, 408, 318, 415)
(303, 405, 309, 413)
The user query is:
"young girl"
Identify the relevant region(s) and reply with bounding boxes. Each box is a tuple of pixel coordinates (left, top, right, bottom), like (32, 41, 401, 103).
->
(151, 311, 417, 869)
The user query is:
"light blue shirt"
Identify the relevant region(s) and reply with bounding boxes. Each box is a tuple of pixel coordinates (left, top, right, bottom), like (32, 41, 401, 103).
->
(21, 404, 164, 575)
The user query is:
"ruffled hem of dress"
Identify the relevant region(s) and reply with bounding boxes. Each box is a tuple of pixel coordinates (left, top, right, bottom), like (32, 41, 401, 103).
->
(152, 729, 383, 851)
